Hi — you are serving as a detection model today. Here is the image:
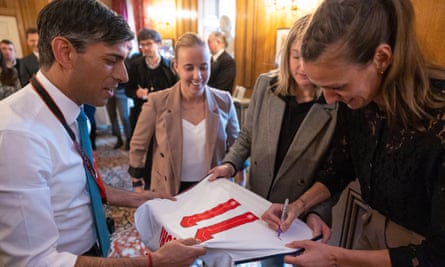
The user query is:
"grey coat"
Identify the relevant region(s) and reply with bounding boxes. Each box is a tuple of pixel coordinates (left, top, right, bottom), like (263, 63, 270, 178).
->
(224, 71, 339, 224)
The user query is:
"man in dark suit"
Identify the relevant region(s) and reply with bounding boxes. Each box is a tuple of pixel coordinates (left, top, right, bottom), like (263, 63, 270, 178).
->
(19, 28, 40, 86)
(0, 39, 20, 75)
(207, 31, 236, 93)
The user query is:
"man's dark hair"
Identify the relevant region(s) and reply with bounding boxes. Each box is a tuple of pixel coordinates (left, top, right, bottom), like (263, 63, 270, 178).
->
(137, 28, 161, 43)
(0, 39, 14, 46)
(25, 27, 38, 38)
(37, 0, 134, 69)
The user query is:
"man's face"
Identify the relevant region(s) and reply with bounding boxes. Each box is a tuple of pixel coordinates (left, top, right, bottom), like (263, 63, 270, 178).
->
(207, 36, 219, 55)
(27, 33, 39, 53)
(68, 42, 129, 106)
(138, 39, 159, 58)
(0, 43, 16, 62)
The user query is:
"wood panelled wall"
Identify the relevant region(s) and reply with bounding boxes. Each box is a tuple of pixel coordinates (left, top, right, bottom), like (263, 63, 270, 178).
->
(136, 0, 197, 40)
(235, 0, 445, 97)
(412, 0, 445, 67)
(234, 1, 301, 97)
(0, 0, 48, 55)
(1, 0, 444, 98)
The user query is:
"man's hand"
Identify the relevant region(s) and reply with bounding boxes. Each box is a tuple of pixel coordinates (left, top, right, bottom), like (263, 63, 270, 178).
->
(105, 185, 175, 208)
(152, 238, 207, 267)
(142, 190, 175, 201)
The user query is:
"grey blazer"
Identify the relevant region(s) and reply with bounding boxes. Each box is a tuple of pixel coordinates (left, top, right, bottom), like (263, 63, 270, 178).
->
(224, 72, 338, 224)
(129, 82, 240, 195)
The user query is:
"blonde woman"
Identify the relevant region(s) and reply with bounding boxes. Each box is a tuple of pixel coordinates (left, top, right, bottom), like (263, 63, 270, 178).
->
(129, 32, 239, 195)
(209, 15, 339, 266)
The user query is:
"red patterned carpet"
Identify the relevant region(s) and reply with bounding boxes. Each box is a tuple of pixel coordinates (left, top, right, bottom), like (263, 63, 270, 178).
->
(95, 130, 135, 231)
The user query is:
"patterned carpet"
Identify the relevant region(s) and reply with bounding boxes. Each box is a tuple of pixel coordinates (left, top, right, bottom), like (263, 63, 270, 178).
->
(94, 129, 135, 232)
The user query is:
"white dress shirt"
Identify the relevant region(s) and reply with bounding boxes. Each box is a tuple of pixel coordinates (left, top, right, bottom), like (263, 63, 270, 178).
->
(0, 71, 96, 266)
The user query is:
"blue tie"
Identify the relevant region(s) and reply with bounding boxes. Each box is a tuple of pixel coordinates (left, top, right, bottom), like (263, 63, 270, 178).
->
(77, 108, 110, 257)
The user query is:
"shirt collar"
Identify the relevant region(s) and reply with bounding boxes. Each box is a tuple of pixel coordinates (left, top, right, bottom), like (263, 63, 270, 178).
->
(35, 71, 80, 126)
(213, 49, 225, 62)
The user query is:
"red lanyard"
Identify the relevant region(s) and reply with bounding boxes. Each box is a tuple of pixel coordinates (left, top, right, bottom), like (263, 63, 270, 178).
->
(30, 76, 99, 186)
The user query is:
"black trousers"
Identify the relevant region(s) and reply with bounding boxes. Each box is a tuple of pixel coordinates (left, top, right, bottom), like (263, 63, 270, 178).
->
(82, 243, 101, 256)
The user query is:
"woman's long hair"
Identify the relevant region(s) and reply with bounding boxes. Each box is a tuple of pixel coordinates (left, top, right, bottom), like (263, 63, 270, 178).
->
(275, 14, 320, 99)
(302, 0, 445, 128)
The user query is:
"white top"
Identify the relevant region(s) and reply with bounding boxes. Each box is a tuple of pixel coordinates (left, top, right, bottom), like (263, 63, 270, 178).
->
(0, 71, 95, 266)
(181, 119, 207, 182)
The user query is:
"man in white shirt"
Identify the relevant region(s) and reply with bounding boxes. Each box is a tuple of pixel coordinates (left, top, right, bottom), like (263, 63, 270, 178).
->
(0, 0, 205, 266)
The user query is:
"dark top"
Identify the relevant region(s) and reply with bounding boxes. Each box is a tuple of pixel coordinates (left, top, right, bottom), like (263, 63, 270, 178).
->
(316, 80, 445, 266)
(125, 55, 177, 110)
(208, 50, 236, 93)
(274, 95, 315, 178)
(19, 53, 39, 86)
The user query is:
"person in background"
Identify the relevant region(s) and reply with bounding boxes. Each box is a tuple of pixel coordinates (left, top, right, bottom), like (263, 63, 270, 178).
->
(263, 0, 445, 266)
(126, 28, 177, 191)
(0, 50, 21, 100)
(207, 31, 236, 94)
(19, 27, 40, 86)
(209, 15, 338, 266)
(106, 41, 132, 150)
(0, 39, 20, 75)
(129, 32, 239, 195)
(0, 1, 206, 266)
(219, 15, 234, 56)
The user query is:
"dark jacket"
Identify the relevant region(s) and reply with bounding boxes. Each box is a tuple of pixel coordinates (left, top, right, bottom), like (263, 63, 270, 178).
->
(19, 53, 39, 86)
(125, 55, 177, 111)
(208, 50, 236, 93)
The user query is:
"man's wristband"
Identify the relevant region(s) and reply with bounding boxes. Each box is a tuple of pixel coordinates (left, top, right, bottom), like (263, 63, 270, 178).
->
(147, 252, 153, 267)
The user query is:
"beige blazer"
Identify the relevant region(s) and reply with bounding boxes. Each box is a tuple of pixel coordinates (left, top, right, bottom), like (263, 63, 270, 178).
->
(129, 82, 239, 195)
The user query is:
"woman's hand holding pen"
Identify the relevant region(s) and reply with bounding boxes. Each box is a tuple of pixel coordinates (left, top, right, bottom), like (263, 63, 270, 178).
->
(261, 201, 300, 233)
